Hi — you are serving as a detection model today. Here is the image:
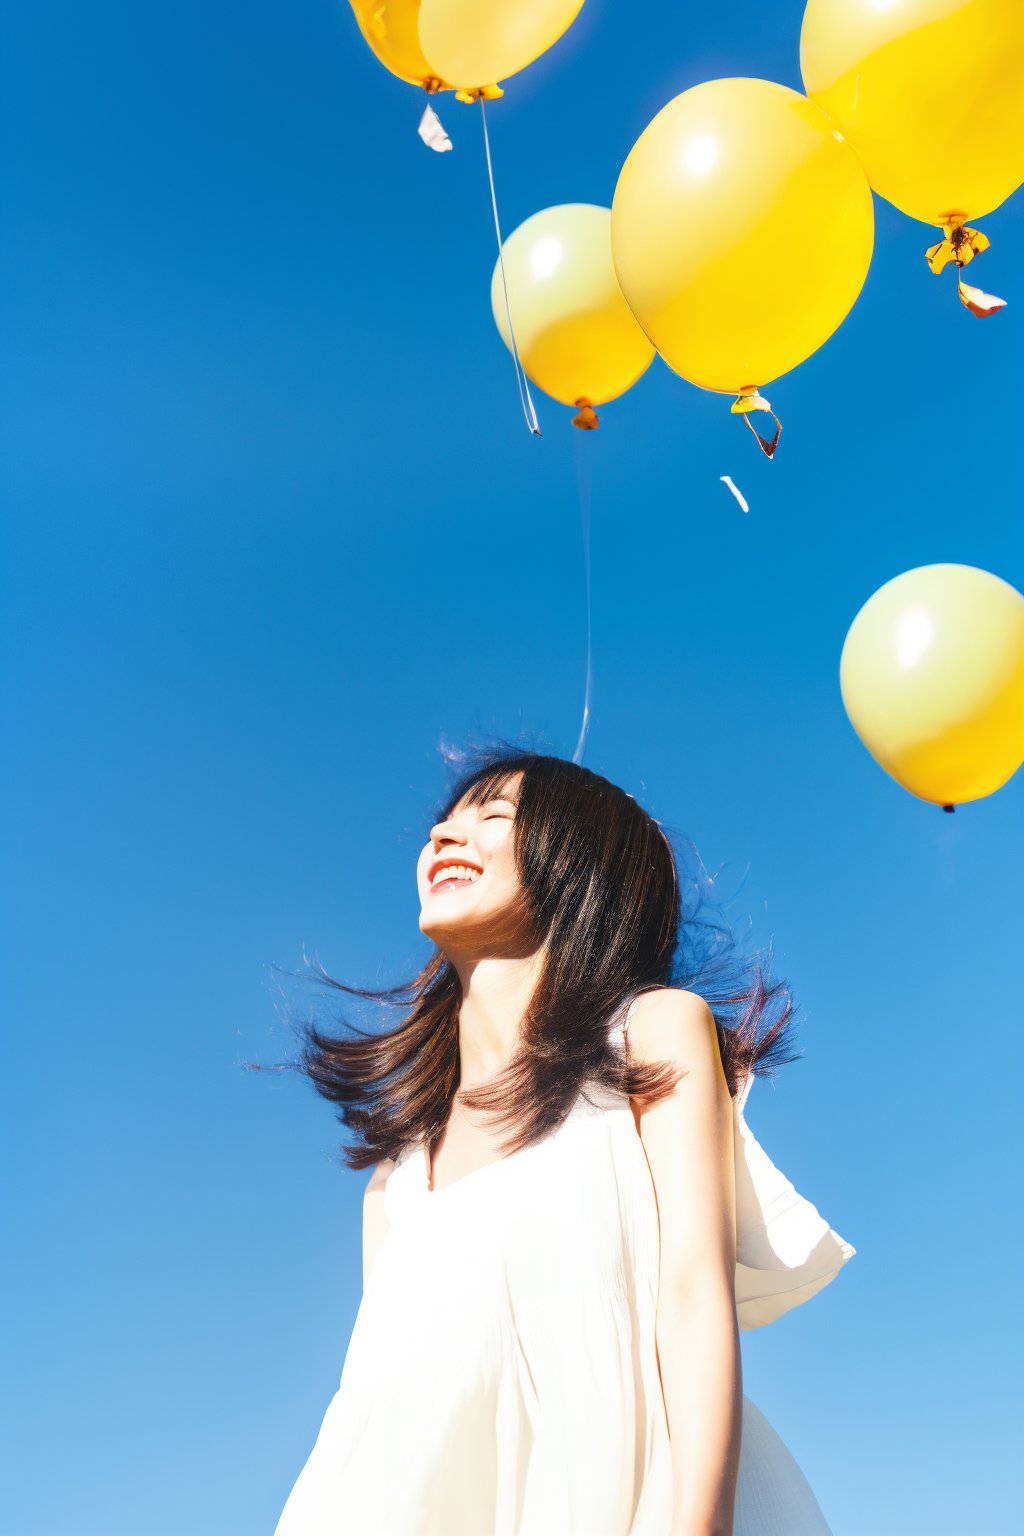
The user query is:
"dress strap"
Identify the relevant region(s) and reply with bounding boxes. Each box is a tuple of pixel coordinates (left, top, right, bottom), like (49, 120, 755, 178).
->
(623, 983, 668, 1033)
(607, 984, 667, 1049)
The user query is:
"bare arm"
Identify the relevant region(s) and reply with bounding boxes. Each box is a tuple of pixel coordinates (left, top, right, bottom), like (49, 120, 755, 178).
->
(362, 1158, 396, 1293)
(628, 989, 741, 1536)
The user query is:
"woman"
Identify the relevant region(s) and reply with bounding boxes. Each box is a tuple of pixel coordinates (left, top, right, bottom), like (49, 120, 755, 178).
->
(273, 747, 854, 1535)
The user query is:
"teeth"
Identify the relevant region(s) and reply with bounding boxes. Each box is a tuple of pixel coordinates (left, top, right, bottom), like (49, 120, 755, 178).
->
(431, 865, 480, 888)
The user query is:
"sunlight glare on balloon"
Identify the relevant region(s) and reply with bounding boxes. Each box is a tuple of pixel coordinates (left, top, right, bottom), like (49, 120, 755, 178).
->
(894, 608, 935, 670)
(683, 134, 720, 177)
(530, 236, 565, 281)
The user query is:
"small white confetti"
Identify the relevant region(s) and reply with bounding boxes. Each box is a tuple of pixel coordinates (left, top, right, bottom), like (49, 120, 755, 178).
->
(720, 475, 749, 513)
(418, 104, 453, 153)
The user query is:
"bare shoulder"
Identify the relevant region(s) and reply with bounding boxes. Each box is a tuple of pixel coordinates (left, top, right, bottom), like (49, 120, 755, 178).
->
(626, 986, 719, 1070)
(626, 990, 737, 1291)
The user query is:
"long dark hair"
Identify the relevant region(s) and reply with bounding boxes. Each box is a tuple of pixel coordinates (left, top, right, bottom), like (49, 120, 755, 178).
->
(266, 744, 801, 1172)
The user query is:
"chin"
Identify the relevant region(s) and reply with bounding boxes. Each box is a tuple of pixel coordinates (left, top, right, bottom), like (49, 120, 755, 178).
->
(420, 916, 454, 941)
(419, 908, 478, 949)
(418, 910, 449, 942)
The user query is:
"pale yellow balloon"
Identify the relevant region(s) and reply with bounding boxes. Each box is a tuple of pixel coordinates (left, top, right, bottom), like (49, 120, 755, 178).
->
(801, 0, 1024, 226)
(610, 78, 875, 395)
(840, 564, 1024, 807)
(349, 0, 585, 94)
(491, 204, 655, 411)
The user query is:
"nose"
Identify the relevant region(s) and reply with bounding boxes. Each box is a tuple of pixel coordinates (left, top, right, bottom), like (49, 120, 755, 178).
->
(430, 819, 467, 853)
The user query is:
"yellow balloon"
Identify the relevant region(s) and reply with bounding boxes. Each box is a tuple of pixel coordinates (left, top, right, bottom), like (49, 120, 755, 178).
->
(420, 0, 584, 92)
(350, 0, 445, 91)
(800, 0, 1024, 227)
(349, 0, 585, 95)
(491, 204, 655, 421)
(610, 79, 874, 399)
(840, 564, 1024, 807)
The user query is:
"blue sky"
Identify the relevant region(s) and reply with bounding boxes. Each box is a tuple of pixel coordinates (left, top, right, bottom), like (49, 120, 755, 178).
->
(2, 3, 1021, 1533)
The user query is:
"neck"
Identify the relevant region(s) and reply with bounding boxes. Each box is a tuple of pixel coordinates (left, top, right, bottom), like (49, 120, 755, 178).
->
(448, 951, 546, 1091)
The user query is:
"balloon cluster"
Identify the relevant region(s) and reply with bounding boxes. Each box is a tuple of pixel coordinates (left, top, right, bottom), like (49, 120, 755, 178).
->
(353, 2, 1024, 808)
(474, 0, 1023, 448)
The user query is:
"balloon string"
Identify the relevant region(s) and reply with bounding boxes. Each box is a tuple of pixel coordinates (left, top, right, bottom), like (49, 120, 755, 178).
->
(479, 97, 541, 437)
(571, 431, 593, 764)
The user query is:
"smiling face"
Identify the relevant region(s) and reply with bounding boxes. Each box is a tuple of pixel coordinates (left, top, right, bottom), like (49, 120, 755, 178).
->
(417, 771, 536, 958)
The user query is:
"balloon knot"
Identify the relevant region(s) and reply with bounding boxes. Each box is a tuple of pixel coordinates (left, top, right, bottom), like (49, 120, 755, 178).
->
(422, 76, 446, 95)
(925, 218, 1006, 316)
(731, 389, 781, 459)
(942, 803, 956, 814)
(925, 218, 988, 273)
(573, 401, 599, 431)
(455, 83, 505, 104)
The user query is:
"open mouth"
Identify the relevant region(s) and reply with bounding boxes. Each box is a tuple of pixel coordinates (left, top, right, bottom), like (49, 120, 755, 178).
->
(429, 864, 481, 894)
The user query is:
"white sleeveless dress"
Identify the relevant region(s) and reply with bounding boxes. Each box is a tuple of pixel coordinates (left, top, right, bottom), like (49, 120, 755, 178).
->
(274, 996, 855, 1535)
